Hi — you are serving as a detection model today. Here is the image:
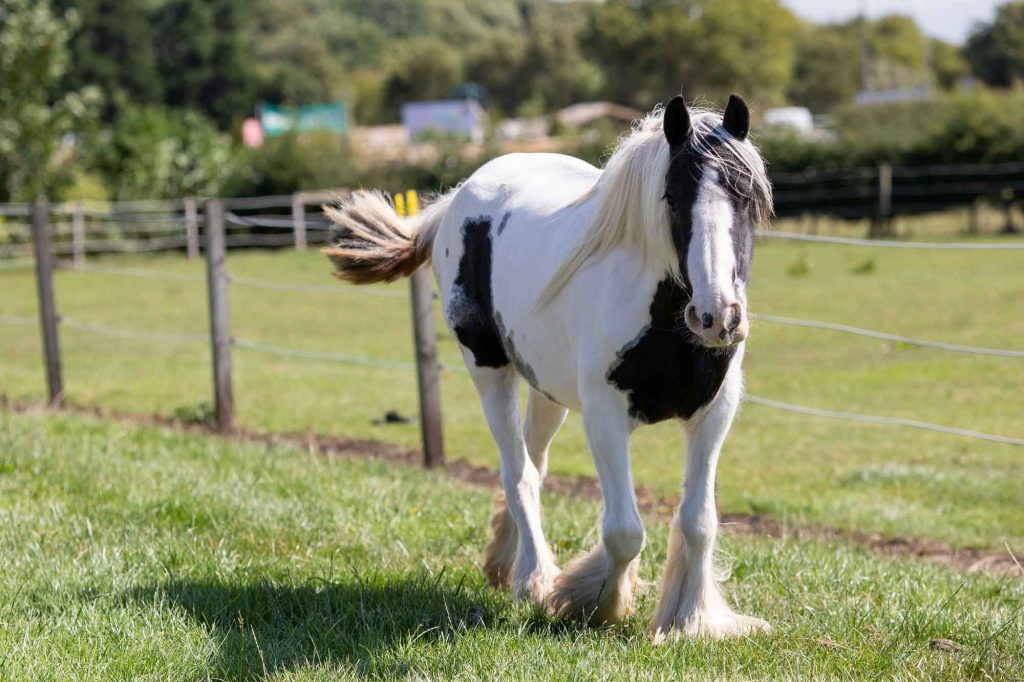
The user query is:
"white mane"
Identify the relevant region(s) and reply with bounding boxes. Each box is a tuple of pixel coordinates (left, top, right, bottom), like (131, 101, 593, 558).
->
(541, 103, 773, 305)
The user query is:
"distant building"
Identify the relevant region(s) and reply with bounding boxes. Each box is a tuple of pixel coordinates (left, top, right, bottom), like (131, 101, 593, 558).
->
(763, 107, 815, 134)
(854, 86, 931, 105)
(555, 101, 641, 129)
(401, 100, 486, 143)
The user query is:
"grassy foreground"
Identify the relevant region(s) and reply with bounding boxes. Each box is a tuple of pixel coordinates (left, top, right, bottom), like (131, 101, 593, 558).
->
(0, 238, 1022, 550)
(0, 409, 1021, 680)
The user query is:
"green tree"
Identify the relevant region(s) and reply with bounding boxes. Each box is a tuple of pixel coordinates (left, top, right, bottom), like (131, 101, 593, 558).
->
(53, 0, 162, 110)
(582, 0, 799, 110)
(89, 105, 239, 199)
(930, 40, 969, 90)
(788, 25, 860, 112)
(381, 37, 463, 119)
(152, 0, 257, 128)
(0, 0, 99, 201)
(863, 14, 928, 90)
(965, 1, 1024, 86)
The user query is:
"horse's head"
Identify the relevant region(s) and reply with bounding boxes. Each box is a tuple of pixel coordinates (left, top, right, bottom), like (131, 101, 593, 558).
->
(662, 95, 770, 348)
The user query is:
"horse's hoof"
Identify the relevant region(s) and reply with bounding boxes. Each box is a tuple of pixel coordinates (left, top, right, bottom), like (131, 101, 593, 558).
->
(514, 564, 561, 605)
(651, 611, 771, 643)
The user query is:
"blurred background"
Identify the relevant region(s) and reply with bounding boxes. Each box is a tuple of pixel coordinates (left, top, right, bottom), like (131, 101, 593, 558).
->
(2, 0, 1022, 221)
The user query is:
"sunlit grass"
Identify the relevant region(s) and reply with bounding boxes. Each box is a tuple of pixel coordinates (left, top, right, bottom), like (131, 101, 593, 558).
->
(0, 410, 1020, 680)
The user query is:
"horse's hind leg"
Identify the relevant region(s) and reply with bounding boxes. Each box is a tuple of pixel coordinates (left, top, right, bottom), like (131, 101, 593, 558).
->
(546, 388, 643, 624)
(484, 389, 567, 588)
(469, 365, 560, 603)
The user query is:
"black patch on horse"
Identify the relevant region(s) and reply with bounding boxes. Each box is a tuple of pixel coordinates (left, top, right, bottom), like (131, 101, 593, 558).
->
(451, 216, 509, 368)
(493, 312, 559, 403)
(606, 277, 735, 423)
(665, 133, 755, 288)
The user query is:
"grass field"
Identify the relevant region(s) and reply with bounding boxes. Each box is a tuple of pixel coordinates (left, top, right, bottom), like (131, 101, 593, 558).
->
(1, 409, 1021, 680)
(0, 235, 1022, 552)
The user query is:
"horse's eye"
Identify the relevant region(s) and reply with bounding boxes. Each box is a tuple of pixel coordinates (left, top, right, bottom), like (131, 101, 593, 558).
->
(663, 194, 676, 210)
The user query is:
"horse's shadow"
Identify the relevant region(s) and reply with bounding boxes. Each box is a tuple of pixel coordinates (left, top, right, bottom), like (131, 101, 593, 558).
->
(120, 570, 503, 677)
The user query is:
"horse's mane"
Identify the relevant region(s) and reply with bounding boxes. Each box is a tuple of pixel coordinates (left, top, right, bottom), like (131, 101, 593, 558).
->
(540, 103, 773, 306)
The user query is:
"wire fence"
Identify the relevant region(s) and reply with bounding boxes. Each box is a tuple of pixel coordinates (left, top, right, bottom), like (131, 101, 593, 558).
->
(763, 230, 1024, 250)
(2, 188, 1023, 469)
(0, 190, 347, 264)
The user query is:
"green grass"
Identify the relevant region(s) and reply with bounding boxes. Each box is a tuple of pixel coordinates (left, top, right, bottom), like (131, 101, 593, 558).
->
(0, 409, 1021, 680)
(0, 238, 1021, 551)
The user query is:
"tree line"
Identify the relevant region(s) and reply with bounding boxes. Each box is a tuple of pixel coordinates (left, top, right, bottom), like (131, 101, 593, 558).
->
(2, 0, 1023, 202)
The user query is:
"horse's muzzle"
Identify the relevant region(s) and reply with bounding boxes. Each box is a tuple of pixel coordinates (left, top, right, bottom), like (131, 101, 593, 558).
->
(684, 301, 748, 347)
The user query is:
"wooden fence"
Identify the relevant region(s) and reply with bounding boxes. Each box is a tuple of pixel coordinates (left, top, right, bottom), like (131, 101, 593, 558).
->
(8, 183, 1024, 463)
(25, 192, 447, 468)
(771, 162, 1024, 236)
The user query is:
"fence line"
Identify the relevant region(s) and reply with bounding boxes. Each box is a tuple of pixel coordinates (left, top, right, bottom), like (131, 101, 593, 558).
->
(7, 191, 1024, 465)
(223, 233, 299, 248)
(4, 309, 1023, 448)
(225, 211, 331, 231)
(74, 263, 205, 282)
(62, 318, 207, 344)
(232, 338, 418, 371)
(227, 273, 408, 299)
(0, 314, 36, 326)
(0, 258, 34, 271)
(52, 235, 191, 255)
(742, 395, 1024, 447)
(751, 313, 1024, 358)
(761, 230, 1024, 250)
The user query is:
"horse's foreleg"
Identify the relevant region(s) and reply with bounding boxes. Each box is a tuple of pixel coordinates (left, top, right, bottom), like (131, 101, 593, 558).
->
(650, 363, 770, 641)
(470, 365, 559, 603)
(484, 389, 567, 589)
(546, 390, 643, 624)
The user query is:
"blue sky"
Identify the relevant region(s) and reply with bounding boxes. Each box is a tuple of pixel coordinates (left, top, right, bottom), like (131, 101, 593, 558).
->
(780, 0, 1003, 44)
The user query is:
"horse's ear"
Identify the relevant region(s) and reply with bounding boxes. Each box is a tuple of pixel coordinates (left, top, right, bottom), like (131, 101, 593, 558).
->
(663, 95, 691, 149)
(723, 94, 749, 141)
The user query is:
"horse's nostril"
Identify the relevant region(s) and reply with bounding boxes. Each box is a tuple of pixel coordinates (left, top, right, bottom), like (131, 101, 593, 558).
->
(701, 312, 714, 329)
(727, 313, 741, 332)
(685, 304, 699, 329)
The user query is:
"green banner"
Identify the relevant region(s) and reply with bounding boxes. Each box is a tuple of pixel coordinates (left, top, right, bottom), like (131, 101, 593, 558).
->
(260, 102, 349, 136)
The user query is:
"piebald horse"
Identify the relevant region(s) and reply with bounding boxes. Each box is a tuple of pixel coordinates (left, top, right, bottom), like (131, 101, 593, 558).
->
(324, 95, 773, 640)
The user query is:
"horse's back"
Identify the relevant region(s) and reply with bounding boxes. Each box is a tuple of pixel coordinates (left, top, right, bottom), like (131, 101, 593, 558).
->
(463, 153, 600, 209)
(431, 153, 608, 406)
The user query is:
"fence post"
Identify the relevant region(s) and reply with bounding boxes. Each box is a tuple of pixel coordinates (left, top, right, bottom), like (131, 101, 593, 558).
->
(30, 199, 64, 406)
(71, 200, 86, 269)
(871, 163, 893, 238)
(184, 196, 200, 260)
(403, 189, 444, 468)
(291, 192, 307, 251)
(1002, 199, 1019, 234)
(410, 265, 445, 468)
(967, 201, 980, 235)
(203, 199, 234, 430)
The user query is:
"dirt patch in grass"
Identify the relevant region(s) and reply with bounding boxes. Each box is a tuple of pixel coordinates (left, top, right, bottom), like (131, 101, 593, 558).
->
(7, 398, 1022, 579)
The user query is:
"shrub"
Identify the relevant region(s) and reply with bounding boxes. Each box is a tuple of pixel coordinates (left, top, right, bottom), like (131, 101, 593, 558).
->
(87, 105, 240, 199)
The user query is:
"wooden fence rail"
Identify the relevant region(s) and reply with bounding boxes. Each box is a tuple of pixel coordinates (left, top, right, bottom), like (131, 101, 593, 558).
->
(19, 191, 447, 465)
(12, 177, 1024, 461)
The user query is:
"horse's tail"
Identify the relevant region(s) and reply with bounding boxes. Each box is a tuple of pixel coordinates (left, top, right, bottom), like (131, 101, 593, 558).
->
(321, 189, 453, 284)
